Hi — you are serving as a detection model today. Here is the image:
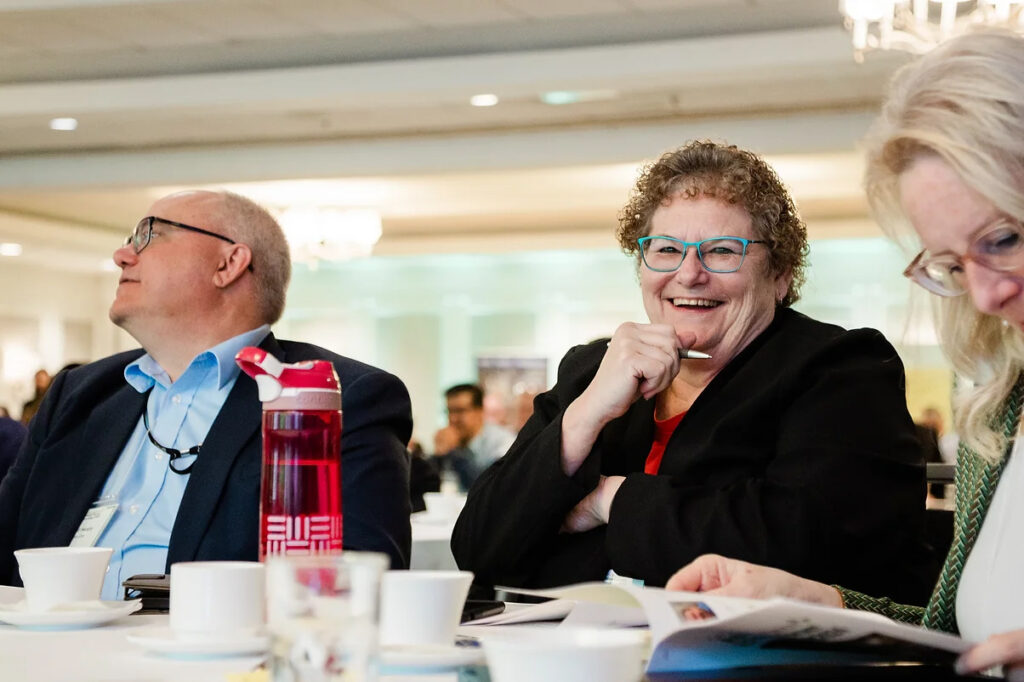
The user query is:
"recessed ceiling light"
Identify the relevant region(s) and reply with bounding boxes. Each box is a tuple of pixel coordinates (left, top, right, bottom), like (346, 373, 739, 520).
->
(49, 117, 78, 131)
(540, 89, 618, 105)
(470, 94, 499, 107)
(0, 243, 23, 257)
(541, 91, 581, 106)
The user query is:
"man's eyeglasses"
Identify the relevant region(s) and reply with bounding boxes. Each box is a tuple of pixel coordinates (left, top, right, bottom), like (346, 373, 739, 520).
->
(903, 218, 1024, 297)
(638, 235, 766, 274)
(124, 216, 254, 271)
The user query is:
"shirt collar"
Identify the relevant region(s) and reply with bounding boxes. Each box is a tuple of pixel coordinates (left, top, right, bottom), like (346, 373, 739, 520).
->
(124, 324, 272, 392)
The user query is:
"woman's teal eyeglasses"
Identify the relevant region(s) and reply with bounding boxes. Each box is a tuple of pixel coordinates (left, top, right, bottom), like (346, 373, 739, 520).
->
(638, 235, 766, 273)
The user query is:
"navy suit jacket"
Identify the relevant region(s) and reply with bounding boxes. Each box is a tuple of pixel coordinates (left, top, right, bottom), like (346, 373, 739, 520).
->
(0, 334, 412, 585)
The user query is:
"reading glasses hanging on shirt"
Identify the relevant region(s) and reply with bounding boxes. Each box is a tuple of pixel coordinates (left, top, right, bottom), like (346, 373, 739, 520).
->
(143, 410, 200, 476)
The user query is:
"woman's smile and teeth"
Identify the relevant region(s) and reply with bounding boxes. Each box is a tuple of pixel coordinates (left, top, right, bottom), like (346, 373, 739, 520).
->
(669, 296, 722, 310)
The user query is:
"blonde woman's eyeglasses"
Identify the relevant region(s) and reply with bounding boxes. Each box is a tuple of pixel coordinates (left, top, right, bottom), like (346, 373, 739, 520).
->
(903, 218, 1024, 297)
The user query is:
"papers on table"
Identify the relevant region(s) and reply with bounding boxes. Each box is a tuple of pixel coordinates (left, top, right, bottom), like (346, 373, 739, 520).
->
(490, 582, 970, 673)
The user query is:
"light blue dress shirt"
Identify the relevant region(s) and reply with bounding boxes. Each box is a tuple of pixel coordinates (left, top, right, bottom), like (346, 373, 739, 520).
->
(94, 325, 270, 600)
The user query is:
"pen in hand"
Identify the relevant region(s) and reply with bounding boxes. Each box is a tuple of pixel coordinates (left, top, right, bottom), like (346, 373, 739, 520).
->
(604, 341, 711, 360)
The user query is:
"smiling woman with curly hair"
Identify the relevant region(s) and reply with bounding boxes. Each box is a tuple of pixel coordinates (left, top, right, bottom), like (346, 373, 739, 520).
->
(618, 141, 808, 307)
(452, 140, 934, 606)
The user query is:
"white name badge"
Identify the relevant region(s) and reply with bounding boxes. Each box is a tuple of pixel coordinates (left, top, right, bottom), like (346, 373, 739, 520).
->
(70, 502, 118, 548)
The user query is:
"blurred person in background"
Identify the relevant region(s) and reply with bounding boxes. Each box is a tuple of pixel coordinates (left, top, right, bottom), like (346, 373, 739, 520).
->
(20, 369, 51, 425)
(408, 438, 440, 513)
(482, 392, 510, 428)
(666, 31, 1024, 678)
(432, 384, 516, 490)
(452, 140, 934, 604)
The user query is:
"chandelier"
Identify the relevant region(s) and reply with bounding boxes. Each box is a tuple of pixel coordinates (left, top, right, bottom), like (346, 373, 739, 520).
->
(839, 1, 1024, 61)
(276, 207, 383, 263)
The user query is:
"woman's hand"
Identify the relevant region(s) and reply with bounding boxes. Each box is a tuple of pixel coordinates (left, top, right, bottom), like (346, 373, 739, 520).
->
(560, 475, 625, 533)
(666, 554, 843, 607)
(561, 322, 691, 476)
(957, 630, 1024, 679)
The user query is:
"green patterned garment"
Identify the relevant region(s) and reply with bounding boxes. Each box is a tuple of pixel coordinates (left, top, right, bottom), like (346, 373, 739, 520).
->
(835, 374, 1024, 633)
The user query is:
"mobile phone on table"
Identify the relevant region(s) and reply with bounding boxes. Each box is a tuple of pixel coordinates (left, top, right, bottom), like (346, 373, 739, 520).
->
(461, 599, 504, 622)
(122, 573, 170, 613)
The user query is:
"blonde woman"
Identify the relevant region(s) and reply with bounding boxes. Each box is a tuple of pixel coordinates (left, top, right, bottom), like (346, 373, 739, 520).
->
(667, 30, 1024, 678)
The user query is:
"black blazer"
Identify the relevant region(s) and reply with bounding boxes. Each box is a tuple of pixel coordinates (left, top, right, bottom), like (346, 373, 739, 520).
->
(0, 333, 413, 583)
(452, 308, 935, 605)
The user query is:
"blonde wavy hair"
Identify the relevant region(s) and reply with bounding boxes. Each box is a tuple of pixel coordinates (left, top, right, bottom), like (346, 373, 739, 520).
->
(863, 29, 1024, 461)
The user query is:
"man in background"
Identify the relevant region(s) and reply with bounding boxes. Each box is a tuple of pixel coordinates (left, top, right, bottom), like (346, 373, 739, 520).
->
(433, 383, 515, 490)
(0, 190, 412, 599)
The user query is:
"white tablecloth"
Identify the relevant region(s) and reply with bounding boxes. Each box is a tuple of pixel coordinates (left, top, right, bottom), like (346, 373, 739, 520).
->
(409, 515, 458, 571)
(0, 610, 462, 682)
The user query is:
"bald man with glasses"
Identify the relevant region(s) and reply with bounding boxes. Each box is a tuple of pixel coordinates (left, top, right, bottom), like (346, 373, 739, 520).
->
(0, 190, 413, 599)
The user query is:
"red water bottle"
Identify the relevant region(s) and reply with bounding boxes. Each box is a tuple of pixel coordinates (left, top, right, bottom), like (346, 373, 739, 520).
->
(236, 347, 343, 558)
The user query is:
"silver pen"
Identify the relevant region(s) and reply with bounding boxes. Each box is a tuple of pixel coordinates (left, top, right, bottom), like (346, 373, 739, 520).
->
(605, 341, 711, 360)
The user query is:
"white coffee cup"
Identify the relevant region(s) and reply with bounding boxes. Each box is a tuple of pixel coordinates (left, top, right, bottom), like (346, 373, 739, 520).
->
(379, 570, 473, 647)
(14, 546, 113, 612)
(170, 561, 265, 642)
(483, 628, 647, 682)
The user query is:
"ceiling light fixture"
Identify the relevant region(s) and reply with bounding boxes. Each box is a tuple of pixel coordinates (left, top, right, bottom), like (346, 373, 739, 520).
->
(49, 117, 78, 131)
(276, 207, 382, 263)
(541, 91, 582, 106)
(540, 89, 618, 105)
(470, 93, 499, 107)
(840, 0, 1024, 61)
(0, 243, 22, 257)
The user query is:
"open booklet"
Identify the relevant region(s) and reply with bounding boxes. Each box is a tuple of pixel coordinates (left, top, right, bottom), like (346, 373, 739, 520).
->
(493, 583, 970, 672)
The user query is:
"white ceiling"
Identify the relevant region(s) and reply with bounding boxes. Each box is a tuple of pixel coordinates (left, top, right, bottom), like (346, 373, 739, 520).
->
(0, 0, 910, 272)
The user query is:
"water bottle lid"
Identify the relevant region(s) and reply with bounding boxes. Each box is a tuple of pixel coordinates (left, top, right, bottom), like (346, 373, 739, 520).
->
(235, 346, 341, 407)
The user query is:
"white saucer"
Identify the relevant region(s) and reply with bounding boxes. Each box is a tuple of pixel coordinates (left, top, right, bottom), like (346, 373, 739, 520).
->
(0, 599, 141, 630)
(379, 642, 485, 671)
(127, 626, 269, 658)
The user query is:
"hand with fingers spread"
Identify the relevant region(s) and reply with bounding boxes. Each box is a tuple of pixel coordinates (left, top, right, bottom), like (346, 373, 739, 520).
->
(560, 322, 693, 476)
(561, 475, 625, 533)
(666, 554, 842, 607)
(956, 630, 1024, 680)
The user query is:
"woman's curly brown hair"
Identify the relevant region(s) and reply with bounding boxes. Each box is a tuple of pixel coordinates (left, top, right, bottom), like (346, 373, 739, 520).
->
(617, 140, 808, 307)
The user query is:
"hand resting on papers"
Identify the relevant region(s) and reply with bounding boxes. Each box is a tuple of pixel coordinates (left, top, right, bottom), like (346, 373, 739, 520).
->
(668, 553, 1024, 678)
(666, 554, 842, 607)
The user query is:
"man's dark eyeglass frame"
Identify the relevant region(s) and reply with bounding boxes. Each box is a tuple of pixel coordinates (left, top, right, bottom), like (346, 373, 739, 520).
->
(126, 216, 254, 272)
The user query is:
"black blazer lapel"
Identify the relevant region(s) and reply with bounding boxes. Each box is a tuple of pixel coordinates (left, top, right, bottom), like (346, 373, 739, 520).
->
(44, 387, 146, 546)
(165, 336, 278, 564)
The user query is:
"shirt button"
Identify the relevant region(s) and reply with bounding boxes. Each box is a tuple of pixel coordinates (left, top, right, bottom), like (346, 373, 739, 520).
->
(129, 505, 139, 515)
(155, 452, 164, 460)
(172, 395, 182, 405)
